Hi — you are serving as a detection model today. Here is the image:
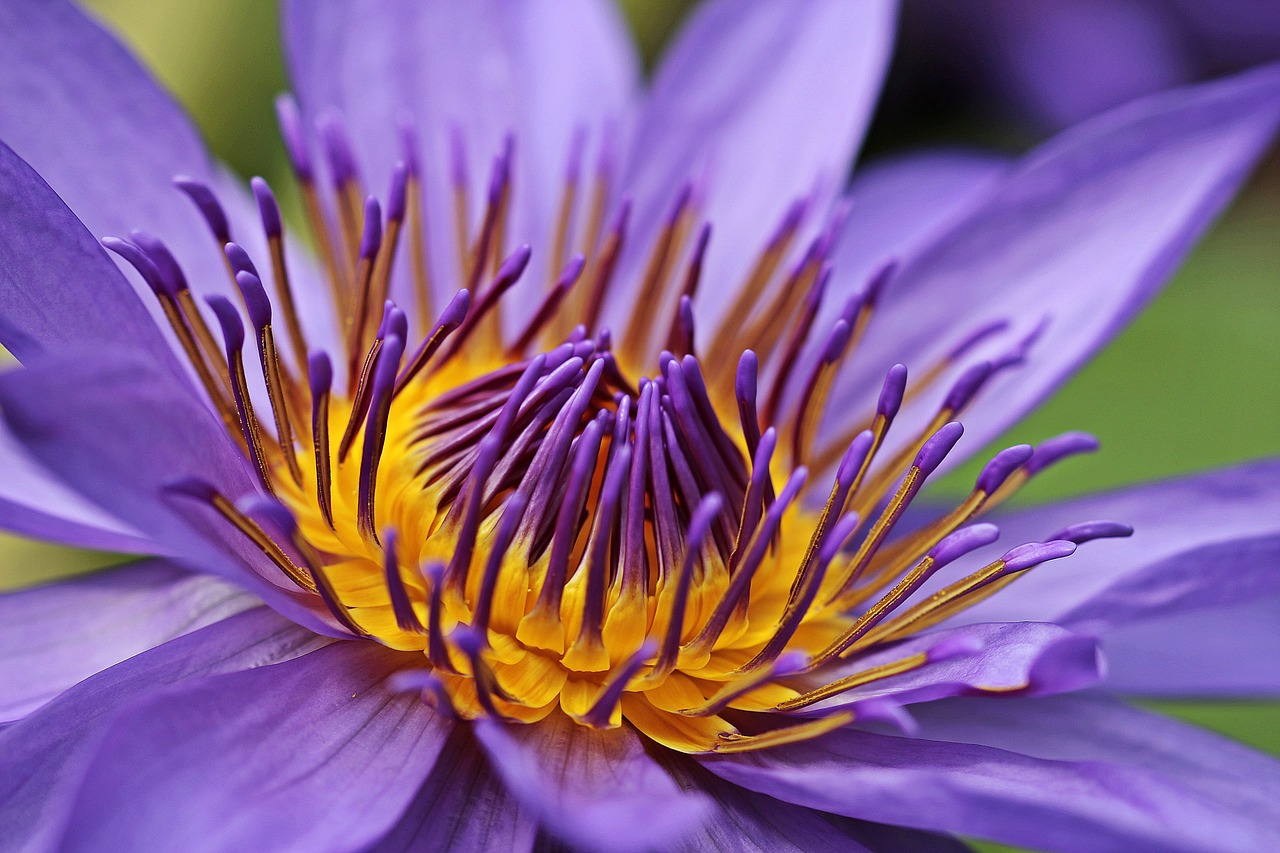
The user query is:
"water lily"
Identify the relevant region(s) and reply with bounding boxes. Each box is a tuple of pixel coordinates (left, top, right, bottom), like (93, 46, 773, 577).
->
(1, 1, 1279, 851)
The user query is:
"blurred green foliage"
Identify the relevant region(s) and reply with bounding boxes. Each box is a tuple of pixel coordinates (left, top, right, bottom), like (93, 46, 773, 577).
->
(0, 0, 1267, 797)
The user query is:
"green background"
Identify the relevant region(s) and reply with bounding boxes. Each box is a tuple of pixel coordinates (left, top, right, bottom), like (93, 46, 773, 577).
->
(2, 0, 1274, 832)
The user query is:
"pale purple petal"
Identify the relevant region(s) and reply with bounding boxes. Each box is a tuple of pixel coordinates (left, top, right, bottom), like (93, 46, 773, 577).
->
(822, 65, 1280, 473)
(283, 0, 640, 318)
(703, 693, 1280, 851)
(56, 641, 449, 853)
(368, 728, 537, 853)
(0, 422, 152, 552)
(672, 763, 969, 852)
(474, 712, 713, 853)
(931, 460, 1280, 629)
(792, 622, 1101, 717)
(0, 560, 255, 722)
(1097, 596, 1280, 696)
(0, 607, 326, 851)
(0, 0, 262, 347)
(610, 0, 896, 332)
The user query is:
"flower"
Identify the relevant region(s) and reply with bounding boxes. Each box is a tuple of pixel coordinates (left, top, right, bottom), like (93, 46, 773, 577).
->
(1, 1, 1279, 851)
(900, 0, 1280, 130)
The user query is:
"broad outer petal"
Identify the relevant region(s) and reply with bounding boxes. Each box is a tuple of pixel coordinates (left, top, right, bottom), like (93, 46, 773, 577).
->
(282, 0, 640, 323)
(474, 711, 713, 853)
(0, 607, 327, 852)
(0, 0, 273, 353)
(820, 65, 1280, 473)
(367, 727, 537, 853)
(669, 761, 970, 853)
(0, 559, 255, 722)
(609, 0, 897, 332)
(703, 693, 1280, 852)
(0, 421, 152, 552)
(789, 622, 1101, 719)
(57, 641, 450, 853)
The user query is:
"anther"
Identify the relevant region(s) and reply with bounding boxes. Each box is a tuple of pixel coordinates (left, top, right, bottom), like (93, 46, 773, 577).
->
(173, 176, 231, 246)
(251, 177, 309, 376)
(236, 270, 302, 484)
(357, 334, 405, 541)
(207, 294, 274, 495)
(396, 288, 471, 396)
(308, 351, 335, 528)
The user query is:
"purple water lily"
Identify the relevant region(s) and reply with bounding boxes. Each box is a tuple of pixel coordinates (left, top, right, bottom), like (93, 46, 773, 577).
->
(902, 0, 1280, 130)
(1, 1, 1279, 851)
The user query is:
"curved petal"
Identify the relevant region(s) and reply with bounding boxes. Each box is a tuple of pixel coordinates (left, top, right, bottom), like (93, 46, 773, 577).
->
(931, 460, 1280, 629)
(822, 64, 1280, 472)
(0, 0, 262, 347)
(0, 607, 327, 852)
(474, 712, 713, 853)
(703, 693, 1280, 852)
(0, 559, 255, 722)
(283, 0, 640, 318)
(1100, 596, 1280, 696)
(0, 422, 152, 552)
(609, 0, 897, 330)
(670, 761, 970, 853)
(792, 622, 1101, 718)
(56, 641, 449, 853)
(368, 727, 537, 853)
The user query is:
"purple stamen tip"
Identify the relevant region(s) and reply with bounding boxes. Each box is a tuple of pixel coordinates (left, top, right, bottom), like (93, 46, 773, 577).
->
(863, 259, 897, 306)
(495, 244, 532, 284)
(375, 335, 406, 390)
(836, 429, 875, 486)
(687, 493, 725, 545)
(360, 197, 383, 259)
(206, 294, 245, 352)
(173, 176, 231, 243)
(224, 242, 260, 279)
(441, 289, 471, 328)
(558, 254, 587, 288)
(274, 94, 314, 181)
(667, 182, 693, 226)
(242, 495, 298, 536)
(235, 270, 273, 330)
(309, 351, 333, 396)
(128, 232, 186, 295)
(821, 319, 852, 364)
(976, 444, 1034, 493)
(386, 305, 409, 343)
(396, 118, 421, 175)
(318, 112, 359, 184)
(736, 351, 758, 402)
(947, 318, 1011, 361)
(1002, 540, 1077, 572)
(1049, 520, 1134, 544)
(101, 237, 167, 297)
(928, 523, 1000, 566)
(163, 476, 217, 502)
(449, 126, 468, 186)
(1027, 431, 1100, 475)
(250, 177, 283, 238)
(451, 624, 487, 656)
(387, 162, 409, 222)
(944, 360, 993, 411)
(914, 422, 964, 476)
(877, 364, 908, 420)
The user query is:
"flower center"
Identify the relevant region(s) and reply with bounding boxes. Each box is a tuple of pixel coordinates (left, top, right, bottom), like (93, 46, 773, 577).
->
(109, 105, 1125, 754)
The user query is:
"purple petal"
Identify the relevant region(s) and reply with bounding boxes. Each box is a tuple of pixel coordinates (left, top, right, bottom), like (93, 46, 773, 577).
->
(671, 761, 968, 852)
(0, 1, 275, 349)
(0, 422, 153, 552)
(822, 65, 1280, 473)
(0, 607, 327, 851)
(792, 622, 1102, 717)
(1095, 596, 1280, 696)
(932, 460, 1280, 631)
(0, 560, 254, 722)
(283, 0, 639, 316)
(367, 728, 537, 853)
(56, 641, 450, 853)
(610, 0, 896, 332)
(703, 693, 1280, 851)
(474, 712, 712, 853)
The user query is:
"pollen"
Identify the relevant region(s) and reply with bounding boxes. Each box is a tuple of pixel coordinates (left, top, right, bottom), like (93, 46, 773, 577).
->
(109, 108, 1128, 754)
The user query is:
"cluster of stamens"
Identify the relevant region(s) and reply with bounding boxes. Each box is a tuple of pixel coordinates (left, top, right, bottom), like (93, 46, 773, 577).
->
(103, 97, 1128, 754)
